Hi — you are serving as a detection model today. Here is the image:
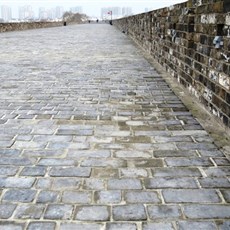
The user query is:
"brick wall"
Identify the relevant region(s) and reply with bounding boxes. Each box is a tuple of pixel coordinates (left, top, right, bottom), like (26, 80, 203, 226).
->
(114, 0, 230, 128)
(0, 22, 63, 33)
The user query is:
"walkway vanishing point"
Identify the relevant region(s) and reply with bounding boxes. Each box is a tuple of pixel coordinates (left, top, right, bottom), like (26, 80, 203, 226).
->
(0, 24, 230, 230)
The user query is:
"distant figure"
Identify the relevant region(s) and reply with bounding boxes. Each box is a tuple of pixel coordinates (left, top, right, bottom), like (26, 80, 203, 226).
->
(109, 20, 113, 25)
(88, 20, 91, 23)
(63, 21, 67, 26)
(96, 19, 99, 23)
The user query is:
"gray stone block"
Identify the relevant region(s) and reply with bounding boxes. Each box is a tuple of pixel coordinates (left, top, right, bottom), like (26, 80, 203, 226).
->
(147, 205, 182, 219)
(75, 206, 110, 221)
(113, 204, 147, 221)
(44, 204, 73, 220)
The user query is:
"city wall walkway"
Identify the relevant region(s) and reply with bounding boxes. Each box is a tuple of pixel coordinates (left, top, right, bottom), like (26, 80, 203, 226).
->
(0, 24, 229, 229)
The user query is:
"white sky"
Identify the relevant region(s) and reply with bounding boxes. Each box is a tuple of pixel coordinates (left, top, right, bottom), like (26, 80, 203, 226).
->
(1, 0, 186, 18)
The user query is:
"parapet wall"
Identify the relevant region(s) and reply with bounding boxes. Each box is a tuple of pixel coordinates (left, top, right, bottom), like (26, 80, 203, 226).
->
(0, 22, 63, 33)
(115, 0, 230, 128)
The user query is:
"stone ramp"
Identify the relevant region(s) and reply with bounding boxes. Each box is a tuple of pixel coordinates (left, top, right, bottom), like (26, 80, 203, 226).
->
(0, 24, 229, 229)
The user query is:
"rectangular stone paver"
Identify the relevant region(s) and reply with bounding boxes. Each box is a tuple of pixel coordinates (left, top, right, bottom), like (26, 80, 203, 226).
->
(0, 23, 229, 227)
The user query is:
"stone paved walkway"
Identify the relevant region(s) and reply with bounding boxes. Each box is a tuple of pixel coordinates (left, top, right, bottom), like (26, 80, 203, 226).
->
(0, 24, 229, 230)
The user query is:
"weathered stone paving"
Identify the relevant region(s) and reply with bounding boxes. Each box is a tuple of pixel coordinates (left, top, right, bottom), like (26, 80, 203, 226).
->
(0, 24, 229, 229)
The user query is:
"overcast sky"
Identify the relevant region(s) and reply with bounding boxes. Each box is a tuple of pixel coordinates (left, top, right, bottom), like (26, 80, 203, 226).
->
(1, 0, 186, 17)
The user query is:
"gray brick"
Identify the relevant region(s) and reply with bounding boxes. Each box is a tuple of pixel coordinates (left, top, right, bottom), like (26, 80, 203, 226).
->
(13, 204, 45, 219)
(171, 130, 208, 136)
(199, 150, 225, 157)
(154, 150, 197, 157)
(152, 167, 201, 177)
(81, 158, 126, 168)
(36, 191, 59, 203)
(92, 168, 119, 178)
(36, 178, 52, 189)
(20, 166, 47, 176)
(0, 222, 24, 230)
(143, 223, 174, 230)
(176, 143, 217, 150)
(0, 177, 35, 188)
(23, 150, 64, 157)
(38, 158, 75, 166)
(68, 150, 111, 158)
(199, 178, 230, 188)
(0, 149, 21, 157)
(44, 204, 73, 220)
(145, 178, 198, 189)
(49, 167, 91, 177)
(165, 157, 213, 167)
(125, 191, 160, 203)
(0, 166, 18, 176)
(183, 205, 230, 219)
(152, 143, 178, 151)
(60, 223, 103, 230)
(177, 221, 217, 230)
(114, 150, 151, 158)
(203, 167, 230, 177)
(95, 191, 121, 204)
(130, 159, 164, 167)
(120, 168, 148, 178)
(83, 179, 105, 190)
(147, 205, 181, 220)
(27, 222, 56, 230)
(106, 223, 137, 230)
(113, 204, 147, 221)
(13, 141, 46, 149)
(0, 157, 34, 165)
(57, 128, 93, 136)
(52, 178, 82, 190)
(3, 189, 37, 202)
(108, 179, 142, 190)
(0, 204, 16, 218)
(75, 206, 110, 221)
(162, 189, 221, 203)
(62, 191, 91, 204)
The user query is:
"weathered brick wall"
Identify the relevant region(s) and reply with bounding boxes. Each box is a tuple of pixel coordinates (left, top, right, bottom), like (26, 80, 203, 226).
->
(0, 22, 63, 33)
(114, 0, 230, 128)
